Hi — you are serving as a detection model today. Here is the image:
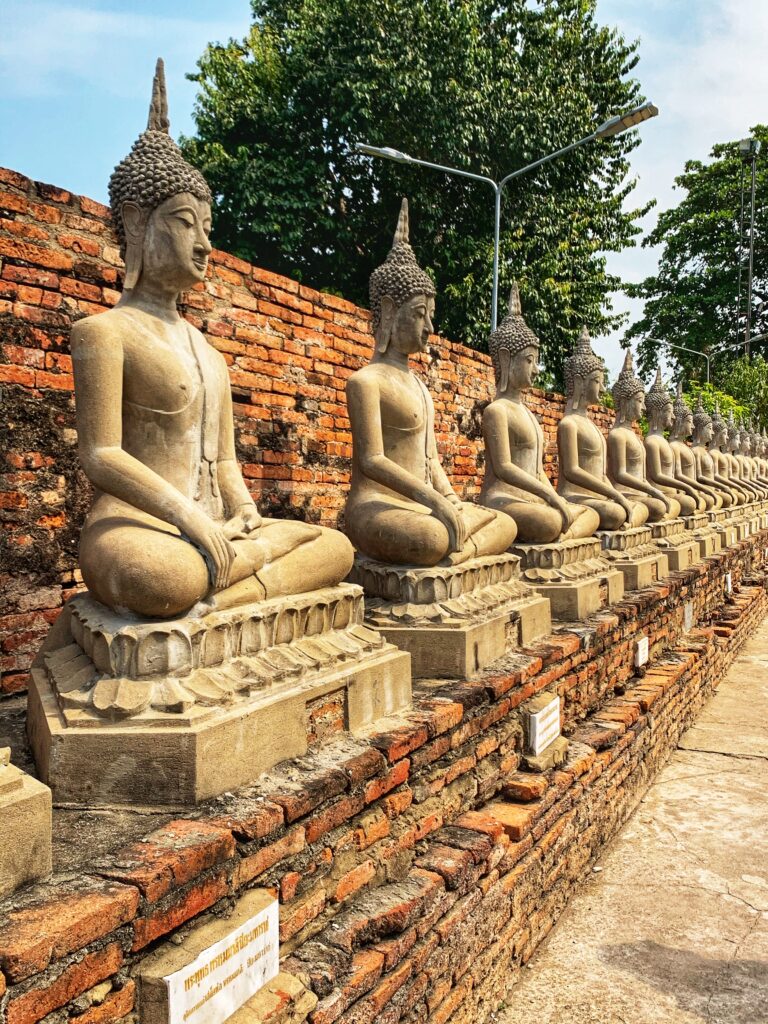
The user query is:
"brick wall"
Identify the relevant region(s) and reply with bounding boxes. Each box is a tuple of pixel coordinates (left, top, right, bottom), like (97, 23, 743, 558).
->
(0, 167, 613, 696)
(0, 540, 765, 1024)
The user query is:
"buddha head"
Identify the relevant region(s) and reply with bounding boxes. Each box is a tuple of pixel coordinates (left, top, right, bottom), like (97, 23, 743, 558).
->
(671, 383, 693, 441)
(370, 198, 436, 357)
(487, 283, 540, 393)
(645, 368, 674, 430)
(691, 394, 713, 445)
(762, 430, 768, 458)
(727, 411, 740, 453)
(711, 402, 727, 450)
(564, 327, 604, 410)
(109, 59, 212, 292)
(740, 420, 752, 456)
(611, 349, 645, 425)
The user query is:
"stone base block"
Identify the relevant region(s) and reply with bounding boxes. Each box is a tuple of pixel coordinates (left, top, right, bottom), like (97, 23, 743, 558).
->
(0, 756, 52, 898)
(596, 527, 667, 591)
(521, 735, 569, 772)
(28, 585, 411, 808)
(349, 554, 551, 678)
(650, 519, 700, 571)
(682, 516, 719, 558)
(511, 538, 624, 620)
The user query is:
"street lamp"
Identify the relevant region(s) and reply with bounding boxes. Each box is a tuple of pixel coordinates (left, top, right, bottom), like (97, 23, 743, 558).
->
(356, 101, 658, 331)
(736, 137, 761, 355)
(645, 338, 710, 385)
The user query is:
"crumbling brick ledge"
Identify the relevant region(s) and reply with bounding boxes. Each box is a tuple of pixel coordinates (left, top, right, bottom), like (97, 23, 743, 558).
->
(0, 534, 766, 1024)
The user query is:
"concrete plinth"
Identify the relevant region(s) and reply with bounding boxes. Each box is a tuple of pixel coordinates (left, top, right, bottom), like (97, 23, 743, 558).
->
(349, 554, 551, 678)
(649, 519, 700, 571)
(511, 538, 624, 621)
(596, 527, 668, 592)
(28, 585, 411, 808)
(0, 752, 52, 898)
(682, 514, 719, 557)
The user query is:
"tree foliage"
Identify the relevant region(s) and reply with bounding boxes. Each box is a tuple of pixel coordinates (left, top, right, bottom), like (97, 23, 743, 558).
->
(627, 125, 768, 383)
(182, 0, 650, 384)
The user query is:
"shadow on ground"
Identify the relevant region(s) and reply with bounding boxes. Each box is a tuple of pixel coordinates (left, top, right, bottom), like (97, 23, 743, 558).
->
(601, 939, 768, 1023)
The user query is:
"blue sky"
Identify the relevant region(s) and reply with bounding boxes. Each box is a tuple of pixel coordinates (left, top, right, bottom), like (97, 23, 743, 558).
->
(1, 0, 765, 380)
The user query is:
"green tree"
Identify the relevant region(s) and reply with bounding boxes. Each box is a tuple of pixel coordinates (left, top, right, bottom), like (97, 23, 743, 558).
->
(182, 0, 650, 384)
(626, 125, 768, 381)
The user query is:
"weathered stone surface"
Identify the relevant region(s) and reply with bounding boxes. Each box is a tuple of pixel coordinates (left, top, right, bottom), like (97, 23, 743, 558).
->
(0, 754, 51, 900)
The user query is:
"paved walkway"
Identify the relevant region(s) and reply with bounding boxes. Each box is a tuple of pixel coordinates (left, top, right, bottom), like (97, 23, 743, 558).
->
(499, 616, 768, 1024)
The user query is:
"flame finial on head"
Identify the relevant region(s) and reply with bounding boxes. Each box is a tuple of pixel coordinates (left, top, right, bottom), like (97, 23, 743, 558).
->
(692, 392, 711, 435)
(147, 58, 170, 133)
(645, 366, 672, 416)
(564, 326, 604, 400)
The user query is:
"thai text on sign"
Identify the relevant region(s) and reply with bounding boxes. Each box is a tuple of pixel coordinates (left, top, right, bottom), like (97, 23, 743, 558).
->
(164, 899, 279, 1024)
(528, 696, 561, 756)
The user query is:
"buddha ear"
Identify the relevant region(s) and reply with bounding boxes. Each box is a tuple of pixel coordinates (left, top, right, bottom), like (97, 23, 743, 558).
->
(571, 377, 583, 411)
(498, 348, 510, 393)
(121, 202, 149, 291)
(375, 295, 397, 355)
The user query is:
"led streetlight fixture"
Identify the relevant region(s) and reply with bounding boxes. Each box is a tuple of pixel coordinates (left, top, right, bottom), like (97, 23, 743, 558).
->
(594, 102, 659, 139)
(355, 99, 659, 330)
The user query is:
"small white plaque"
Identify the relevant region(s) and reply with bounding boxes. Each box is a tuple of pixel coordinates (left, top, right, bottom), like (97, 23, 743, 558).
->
(684, 601, 694, 632)
(634, 635, 649, 667)
(528, 696, 561, 756)
(725, 572, 733, 594)
(164, 899, 279, 1024)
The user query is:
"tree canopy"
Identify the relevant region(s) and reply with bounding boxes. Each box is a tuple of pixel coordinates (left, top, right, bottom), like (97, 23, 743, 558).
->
(627, 125, 768, 382)
(182, 0, 650, 385)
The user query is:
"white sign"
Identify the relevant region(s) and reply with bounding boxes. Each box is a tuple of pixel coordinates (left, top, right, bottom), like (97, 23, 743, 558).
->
(634, 635, 649, 668)
(528, 696, 561, 756)
(684, 602, 694, 632)
(725, 572, 733, 595)
(164, 899, 279, 1024)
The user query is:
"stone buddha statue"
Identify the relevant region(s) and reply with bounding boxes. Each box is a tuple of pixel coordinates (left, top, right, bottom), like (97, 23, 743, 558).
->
(345, 198, 516, 565)
(738, 422, 768, 496)
(727, 413, 760, 500)
(708, 404, 748, 505)
(480, 285, 599, 543)
(644, 370, 703, 516)
(669, 387, 721, 510)
(606, 350, 679, 521)
(691, 397, 733, 508)
(557, 328, 647, 530)
(72, 60, 353, 619)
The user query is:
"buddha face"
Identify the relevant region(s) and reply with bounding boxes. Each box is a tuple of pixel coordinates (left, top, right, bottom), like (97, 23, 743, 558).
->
(383, 292, 435, 356)
(682, 412, 694, 438)
(700, 421, 714, 444)
(659, 401, 674, 430)
(123, 191, 212, 293)
(624, 390, 645, 423)
(507, 345, 539, 390)
(584, 368, 604, 405)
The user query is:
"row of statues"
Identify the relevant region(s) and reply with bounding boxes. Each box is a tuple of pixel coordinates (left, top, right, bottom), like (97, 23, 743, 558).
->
(69, 62, 766, 624)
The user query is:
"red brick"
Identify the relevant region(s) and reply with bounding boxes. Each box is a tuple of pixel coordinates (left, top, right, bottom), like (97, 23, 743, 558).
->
(0, 881, 139, 982)
(333, 860, 376, 903)
(0, 237, 73, 270)
(99, 819, 236, 903)
(306, 793, 366, 844)
(210, 799, 285, 841)
(131, 871, 229, 950)
(278, 888, 326, 942)
(369, 723, 429, 762)
(484, 801, 539, 842)
(6, 942, 123, 1024)
(363, 760, 410, 804)
(234, 826, 306, 887)
(502, 773, 549, 803)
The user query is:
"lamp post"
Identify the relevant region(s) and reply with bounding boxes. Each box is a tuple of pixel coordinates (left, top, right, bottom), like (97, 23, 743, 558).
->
(356, 102, 658, 331)
(646, 338, 710, 385)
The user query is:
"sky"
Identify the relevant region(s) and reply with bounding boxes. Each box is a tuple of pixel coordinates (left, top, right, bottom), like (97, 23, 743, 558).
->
(1, 0, 766, 382)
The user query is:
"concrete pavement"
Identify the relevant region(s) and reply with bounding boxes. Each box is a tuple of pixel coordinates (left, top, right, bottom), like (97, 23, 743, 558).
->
(498, 616, 768, 1024)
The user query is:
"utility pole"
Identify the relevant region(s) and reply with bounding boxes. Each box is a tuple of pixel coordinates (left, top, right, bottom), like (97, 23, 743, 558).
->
(738, 138, 761, 357)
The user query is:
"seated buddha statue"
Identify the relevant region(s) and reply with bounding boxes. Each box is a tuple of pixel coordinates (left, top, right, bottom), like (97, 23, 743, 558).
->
(644, 370, 704, 517)
(727, 413, 761, 500)
(72, 60, 353, 619)
(708, 404, 748, 505)
(344, 199, 516, 565)
(738, 422, 768, 496)
(690, 397, 733, 508)
(669, 387, 721, 510)
(557, 328, 648, 531)
(606, 350, 679, 522)
(479, 285, 599, 543)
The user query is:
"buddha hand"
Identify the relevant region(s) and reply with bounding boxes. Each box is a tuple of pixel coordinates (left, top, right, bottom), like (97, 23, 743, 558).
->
(184, 509, 237, 590)
(223, 503, 263, 541)
(433, 494, 467, 554)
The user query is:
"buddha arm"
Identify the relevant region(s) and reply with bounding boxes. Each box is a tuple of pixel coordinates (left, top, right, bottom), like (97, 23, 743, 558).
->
(216, 359, 258, 516)
(646, 439, 698, 497)
(72, 321, 208, 535)
(483, 404, 558, 505)
(347, 375, 447, 510)
(558, 419, 626, 504)
(607, 431, 666, 500)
